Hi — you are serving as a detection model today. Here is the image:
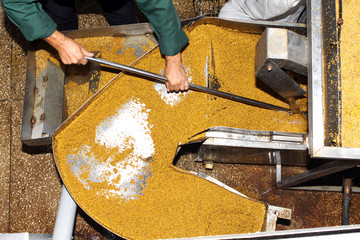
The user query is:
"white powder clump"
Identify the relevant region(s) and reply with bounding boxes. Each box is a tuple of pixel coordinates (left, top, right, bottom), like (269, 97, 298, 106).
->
(67, 98, 154, 201)
(154, 66, 192, 106)
(96, 98, 154, 158)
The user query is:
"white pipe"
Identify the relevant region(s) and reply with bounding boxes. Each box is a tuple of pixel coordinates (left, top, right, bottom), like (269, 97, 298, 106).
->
(52, 185, 77, 240)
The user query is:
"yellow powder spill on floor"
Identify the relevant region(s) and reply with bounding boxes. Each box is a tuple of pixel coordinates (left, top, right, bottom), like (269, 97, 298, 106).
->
(340, 0, 360, 147)
(53, 23, 308, 239)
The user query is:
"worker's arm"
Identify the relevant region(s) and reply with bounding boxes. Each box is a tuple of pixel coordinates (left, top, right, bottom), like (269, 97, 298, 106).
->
(1, 0, 92, 65)
(135, 0, 189, 92)
(1, 0, 56, 41)
(44, 30, 93, 65)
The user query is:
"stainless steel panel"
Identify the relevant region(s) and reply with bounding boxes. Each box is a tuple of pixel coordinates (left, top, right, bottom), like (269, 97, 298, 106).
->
(307, 0, 326, 157)
(179, 127, 310, 167)
(43, 61, 65, 135)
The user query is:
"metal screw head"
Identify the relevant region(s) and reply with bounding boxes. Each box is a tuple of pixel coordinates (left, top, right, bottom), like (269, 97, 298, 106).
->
(90, 235, 101, 240)
(266, 64, 273, 72)
(337, 18, 344, 26)
(30, 116, 36, 126)
(204, 161, 214, 170)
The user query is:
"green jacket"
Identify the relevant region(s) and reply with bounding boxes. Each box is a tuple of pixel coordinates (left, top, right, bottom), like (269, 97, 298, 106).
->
(1, 0, 189, 56)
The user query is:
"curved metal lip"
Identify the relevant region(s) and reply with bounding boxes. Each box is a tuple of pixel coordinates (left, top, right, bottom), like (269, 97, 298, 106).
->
(50, 17, 300, 237)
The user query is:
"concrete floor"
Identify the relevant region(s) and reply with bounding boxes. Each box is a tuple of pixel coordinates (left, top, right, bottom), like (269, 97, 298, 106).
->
(0, 1, 359, 240)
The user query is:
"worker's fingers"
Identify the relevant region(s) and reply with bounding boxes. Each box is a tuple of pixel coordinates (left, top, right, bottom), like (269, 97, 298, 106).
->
(164, 53, 189, 93)
(79, 48, 94, 65)
(83, 49, 94, 58)
(165, 80, 180, 93)
(166, 75, 182, 92)
(59, 37, 89, 65)
(45, 30, 90, 65)
(181, 76, 189, 91)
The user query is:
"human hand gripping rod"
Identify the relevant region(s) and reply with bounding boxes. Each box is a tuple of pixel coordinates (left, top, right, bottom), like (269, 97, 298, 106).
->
(85, 56, 290, 112)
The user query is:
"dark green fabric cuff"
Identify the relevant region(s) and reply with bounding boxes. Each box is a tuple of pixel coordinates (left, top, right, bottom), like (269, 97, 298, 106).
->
(19, 11, 57, 41)
(157, 28, 189, 56)
(135, 0, 189, 56)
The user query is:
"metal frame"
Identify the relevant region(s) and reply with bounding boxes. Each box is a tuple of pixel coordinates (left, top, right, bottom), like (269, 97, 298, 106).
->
(181, 127, 310, 167)
(168, 225, 360, 239)
(182, 126, 358, 190)
(307, 0, 325, 157)
(273, 0, 360, 191)
(308, 0, 360, 159)
(255, 28, 307, 99)
(289, 185, 360, 193)
(276, 160, 358, 189)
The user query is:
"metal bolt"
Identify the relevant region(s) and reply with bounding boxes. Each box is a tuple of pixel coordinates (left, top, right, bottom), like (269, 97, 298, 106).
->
(90, 235, 101, 240)
(204, 161, 214, 170)
(40, 113, 46, 121)
(343, 178, 353, 195)
(337, 18, 344, 26)
(31, 116, 36, 126)
(283, 209, 291, 219)
(266, 64, 273, 72)
(43, 76, 48, 83)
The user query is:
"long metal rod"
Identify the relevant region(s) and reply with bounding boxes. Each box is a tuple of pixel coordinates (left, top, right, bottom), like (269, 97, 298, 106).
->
(86, 57, 290, 112)
(276, 160, 358, 189)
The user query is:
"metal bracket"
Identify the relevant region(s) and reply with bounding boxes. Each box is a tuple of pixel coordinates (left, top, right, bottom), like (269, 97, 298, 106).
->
(255, 28, 307, 99)
(266, 205, 292, 232)
(276, 160, 358, 189)
(21, 58, 65, 146)
(274, 151, 282, 183)
(193, 171, 292, 233)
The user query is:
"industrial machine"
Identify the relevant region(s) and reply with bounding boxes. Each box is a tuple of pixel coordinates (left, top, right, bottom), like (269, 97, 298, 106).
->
(19, 0, 360, 239)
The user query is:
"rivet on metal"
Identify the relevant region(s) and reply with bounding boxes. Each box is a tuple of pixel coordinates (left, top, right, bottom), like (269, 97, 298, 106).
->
(31, 116, 36, 126)
(266, 64, 273, 72)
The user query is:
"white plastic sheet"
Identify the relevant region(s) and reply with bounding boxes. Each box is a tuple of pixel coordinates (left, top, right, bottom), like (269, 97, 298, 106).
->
(219, 0, 306, 23)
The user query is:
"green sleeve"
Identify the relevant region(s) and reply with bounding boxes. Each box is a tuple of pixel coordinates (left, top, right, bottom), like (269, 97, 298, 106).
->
(135, 0, 189, 56)
(1, 0, 57, 41)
